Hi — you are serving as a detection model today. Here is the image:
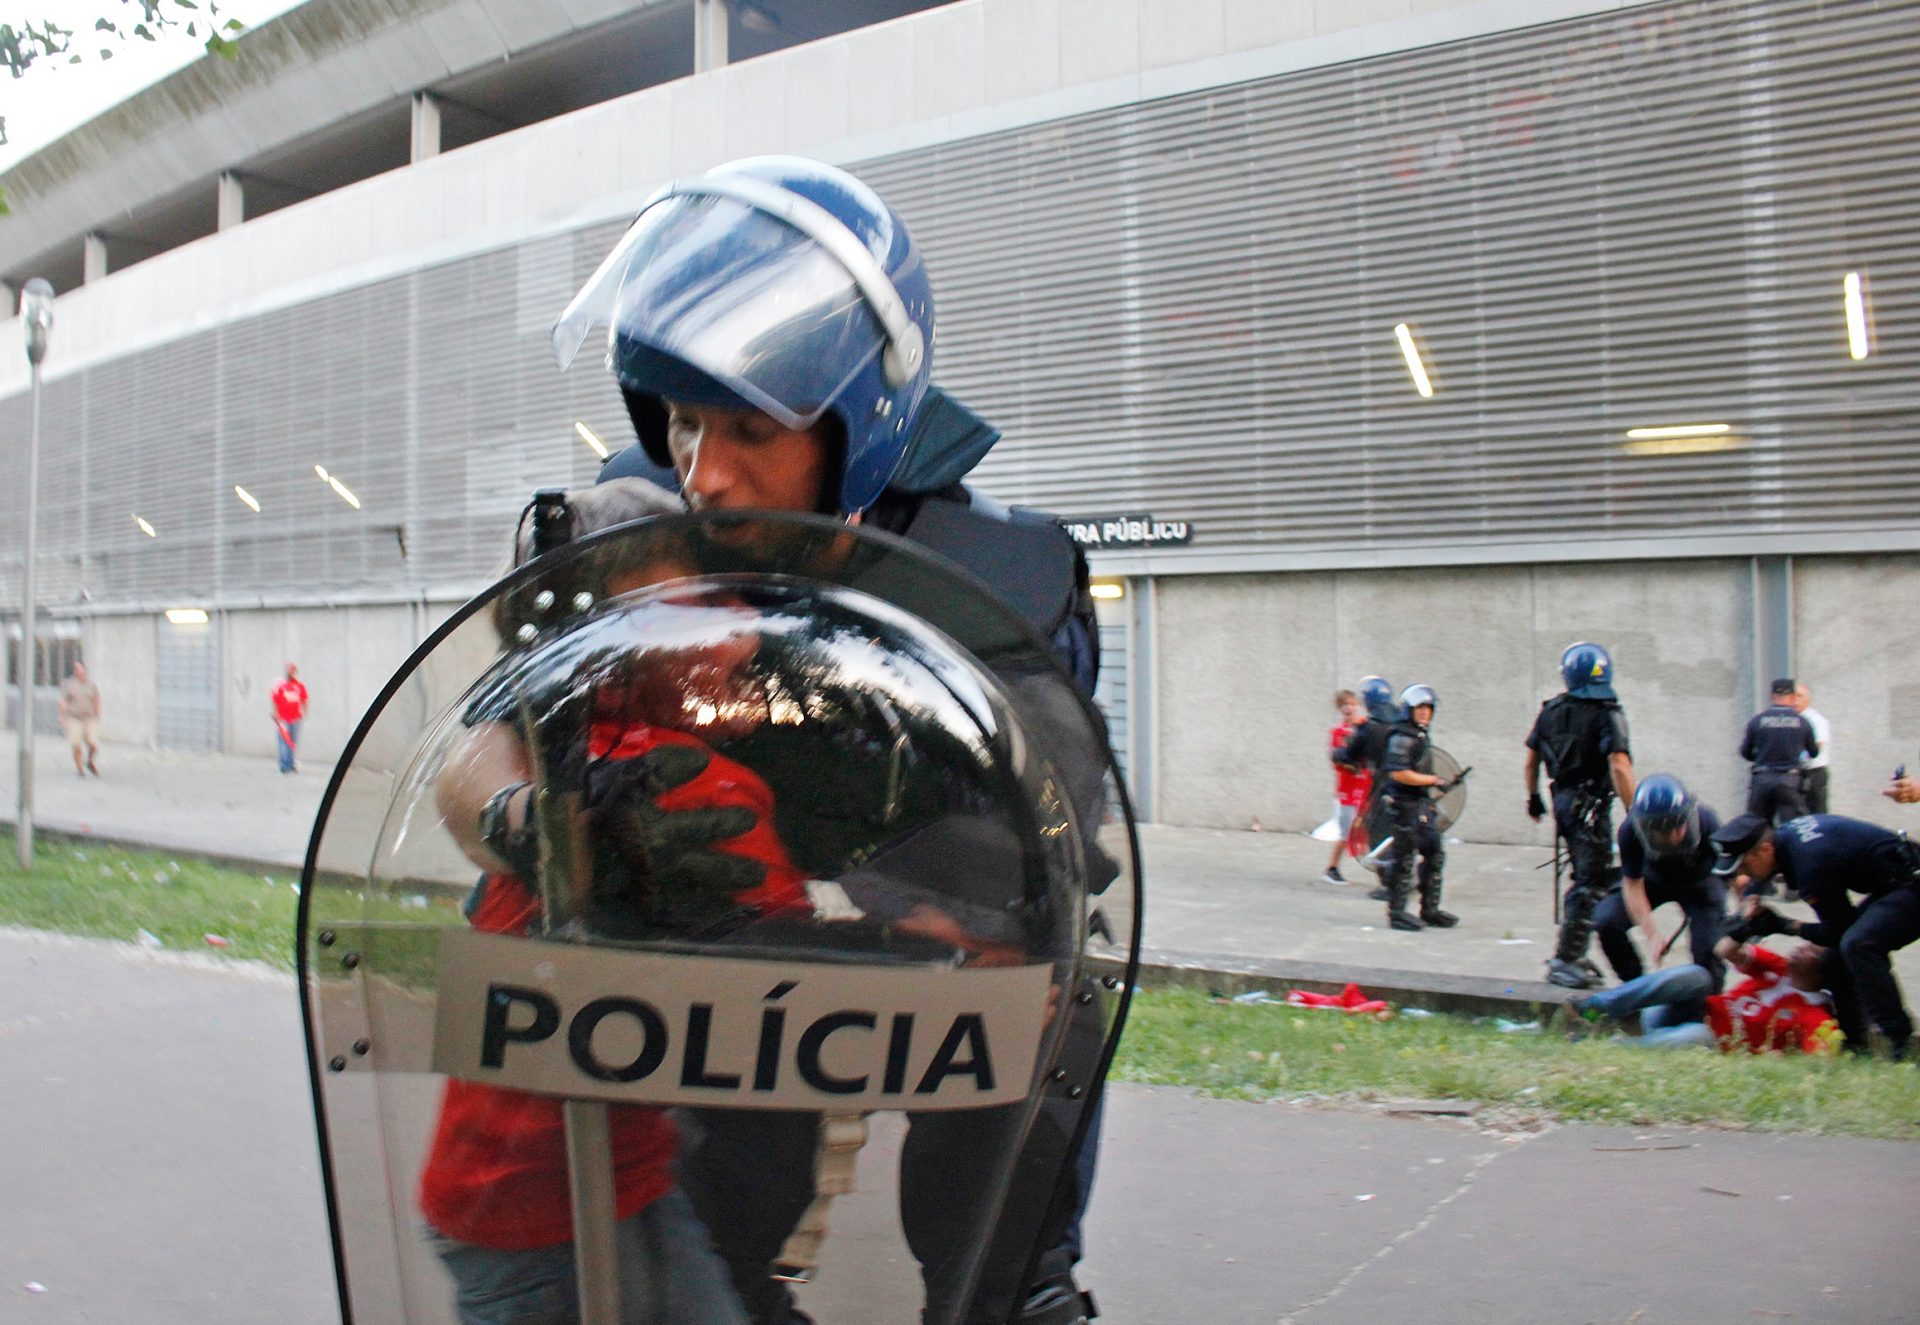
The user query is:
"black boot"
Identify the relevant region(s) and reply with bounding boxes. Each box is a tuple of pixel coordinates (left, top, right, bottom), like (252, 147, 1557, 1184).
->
(1545, 957, 1600, 989)
(1418, 876, 1456, 928)
(1367, 884, 1390, 902)
(1386, 873, 1422, 930)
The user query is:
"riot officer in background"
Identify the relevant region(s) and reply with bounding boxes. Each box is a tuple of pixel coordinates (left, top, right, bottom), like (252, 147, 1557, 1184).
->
(1592, 774, 1727, 988)
(1378, 684, 1457, 931)
(1337, 676, 1396, 903)
(1526, 642, 1637, 989)
(1741, 678, 1818, 825)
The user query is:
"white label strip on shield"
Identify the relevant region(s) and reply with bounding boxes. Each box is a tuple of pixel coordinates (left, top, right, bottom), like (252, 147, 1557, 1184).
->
(431, 930, 1056, 1112)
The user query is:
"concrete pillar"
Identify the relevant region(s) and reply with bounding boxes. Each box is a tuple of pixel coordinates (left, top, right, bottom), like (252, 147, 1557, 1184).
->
(694, 0, 729, 73)
(410, 91, 443, 162)
(1751, 554, 1794, 706)
(82, 233, 108, 283)
(217, 171, 245, 231)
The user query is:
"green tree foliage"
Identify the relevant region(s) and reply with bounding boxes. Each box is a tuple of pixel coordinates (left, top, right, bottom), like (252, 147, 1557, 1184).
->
(0, 1, 248, 207)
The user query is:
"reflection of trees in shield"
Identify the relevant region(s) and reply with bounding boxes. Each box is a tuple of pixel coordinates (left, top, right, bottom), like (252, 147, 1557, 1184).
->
(299, 513, 1141, 1325)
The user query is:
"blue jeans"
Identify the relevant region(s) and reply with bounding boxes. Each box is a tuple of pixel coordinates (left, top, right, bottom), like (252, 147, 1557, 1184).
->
(429, 1188, 749, 1325)
(1582, 964, 1718, 1048)
(276, 719, 301, 772)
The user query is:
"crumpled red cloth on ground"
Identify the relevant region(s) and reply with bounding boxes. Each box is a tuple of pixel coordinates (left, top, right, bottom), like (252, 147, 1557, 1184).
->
(1286, 983, 1391, 1016)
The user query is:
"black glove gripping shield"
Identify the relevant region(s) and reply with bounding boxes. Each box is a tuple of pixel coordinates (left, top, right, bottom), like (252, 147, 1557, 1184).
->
(296, 512, 1140, 1325)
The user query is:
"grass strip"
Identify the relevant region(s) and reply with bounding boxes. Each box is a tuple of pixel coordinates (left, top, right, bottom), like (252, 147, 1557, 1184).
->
(1111, 988, 1920, 1140)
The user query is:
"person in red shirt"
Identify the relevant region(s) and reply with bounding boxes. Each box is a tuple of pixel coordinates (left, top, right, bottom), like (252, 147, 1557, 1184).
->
(1566, 934, 1837, 1052)
(421, 607, 807, 1325)
(270, 662, 308, 774)
(1317, 689, 1369, 885)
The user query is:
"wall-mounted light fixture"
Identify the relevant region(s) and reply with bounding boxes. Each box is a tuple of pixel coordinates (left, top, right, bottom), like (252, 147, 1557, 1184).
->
(1393, 322, 1434, 398)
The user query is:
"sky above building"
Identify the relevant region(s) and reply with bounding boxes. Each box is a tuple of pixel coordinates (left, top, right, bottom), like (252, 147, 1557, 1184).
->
(0, 0, 308, 174)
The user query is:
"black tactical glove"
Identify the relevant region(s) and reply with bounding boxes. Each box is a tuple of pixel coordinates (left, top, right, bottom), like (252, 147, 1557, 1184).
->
(583, 743, 766, 933)
(1527, 791, 1547, 820)
(1726, 905, 1793, 944)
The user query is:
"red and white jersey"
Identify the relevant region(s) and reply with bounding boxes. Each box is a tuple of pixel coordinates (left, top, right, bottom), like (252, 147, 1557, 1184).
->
(1705, 948, 1836, 1054)
(1329, 722, 1370, 807)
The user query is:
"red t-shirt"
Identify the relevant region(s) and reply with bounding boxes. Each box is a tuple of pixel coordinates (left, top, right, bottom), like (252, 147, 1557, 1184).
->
(1329, 721, 1370, 807)
(271, 677, 308, 721)
(1704, 948, 1836, 1054)
(417, 727, 809, 1250)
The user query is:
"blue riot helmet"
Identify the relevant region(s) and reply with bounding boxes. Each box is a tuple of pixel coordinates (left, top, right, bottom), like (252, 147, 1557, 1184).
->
(1560, 641, 1616, 700)
(552, 156, 934, 516)
(1631, 773, 1700, 856)
(1359, 676, 1396, 723)
(1399, 684, 1437, 722)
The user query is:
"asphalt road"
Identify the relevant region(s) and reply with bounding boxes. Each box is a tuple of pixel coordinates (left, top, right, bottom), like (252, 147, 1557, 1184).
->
(4, 928, 1916, 1324)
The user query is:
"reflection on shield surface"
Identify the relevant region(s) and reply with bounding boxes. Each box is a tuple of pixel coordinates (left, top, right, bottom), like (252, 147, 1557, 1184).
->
(1350, 746, 1469, 873)
(298, 512, 1140, 1325)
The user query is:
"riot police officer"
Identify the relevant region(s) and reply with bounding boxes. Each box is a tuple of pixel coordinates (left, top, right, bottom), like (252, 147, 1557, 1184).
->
(1592, 774, 1727, 987)
(1526, 642, 1636, 989)
(1713, 812, 1920, 1058)
(1378, 684, 1457, 931)
(543, 156, 1113, 1325)
(1335, 676, 1396, 902)
(1740, 678, 1818, 824)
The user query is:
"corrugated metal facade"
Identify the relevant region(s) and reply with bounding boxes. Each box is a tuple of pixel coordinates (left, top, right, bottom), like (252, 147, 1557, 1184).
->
(1, 0, 1915, 612)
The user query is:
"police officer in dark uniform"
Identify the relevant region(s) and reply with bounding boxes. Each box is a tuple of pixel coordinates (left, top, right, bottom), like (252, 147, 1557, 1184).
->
(1592, 774, 1727, 987)
(1740, 678, 1818, 825)
(1335, 676, 1396, 902)
(1378, 684, 1457, 931)
(1713, 812, 1920, 1058)
(529, 157, 1114, 1323)
(1525, 642, 1636, 989)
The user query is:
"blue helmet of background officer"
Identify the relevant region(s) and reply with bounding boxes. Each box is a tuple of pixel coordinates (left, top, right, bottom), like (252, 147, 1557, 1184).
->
(1358, 676, 1396, 723)
(1631, 773, 1700, 856)
(553, 156, 935, 517)
(1560, 642, 1616, 700)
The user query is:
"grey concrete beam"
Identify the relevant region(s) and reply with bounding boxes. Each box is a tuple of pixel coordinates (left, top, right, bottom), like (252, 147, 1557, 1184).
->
(695, 0, 729, 72)
(409, 91, 442, 162)
(217, 172, 245, 231)
(82, 235, 107, 284)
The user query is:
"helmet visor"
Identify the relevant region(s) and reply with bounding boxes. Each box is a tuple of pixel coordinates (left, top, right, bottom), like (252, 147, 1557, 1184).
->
(553, 194, 885, 431)
(1633, 803, 1700, 856)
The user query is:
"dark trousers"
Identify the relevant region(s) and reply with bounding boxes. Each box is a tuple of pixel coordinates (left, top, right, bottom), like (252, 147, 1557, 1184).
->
(1552, 788, 1614, 963)
(1805, 766, 1830, 815)
(1746, 768, 1808, 825)
(1593, 875, 1727, 986)
(1834, 887, 1920, 1052)
(1383, 794, 1444, 914)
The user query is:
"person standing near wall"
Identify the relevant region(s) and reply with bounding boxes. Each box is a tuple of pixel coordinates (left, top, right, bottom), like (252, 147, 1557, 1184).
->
(1740, 678, 1816, 824)
(1378, 684, 1455, 931)
(1793, 682, 1832, 814)
(1526, 642, 1636, 990)
(58, 660, 101, 777)
(1318, 688, 1368, 884)
(271, 662, 308, 774)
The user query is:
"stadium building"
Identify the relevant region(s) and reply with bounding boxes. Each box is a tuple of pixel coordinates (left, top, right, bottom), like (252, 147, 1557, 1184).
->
(2, 0, 1917, 842)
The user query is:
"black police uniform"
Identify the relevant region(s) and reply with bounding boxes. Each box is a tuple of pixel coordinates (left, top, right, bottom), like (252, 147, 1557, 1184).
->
(1525, 693, 1630, 969)
(1748, 815, 1920, 1053)
(1593, 805, 1726, 985)
(1379, 716, 1448, 926)
(1740, 703, 1817, 825)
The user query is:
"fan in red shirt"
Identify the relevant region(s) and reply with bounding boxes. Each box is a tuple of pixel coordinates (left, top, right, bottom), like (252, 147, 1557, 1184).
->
(1705, 941, 1838, 1054)
(270, 663, 308, 774)
(1313, 690, 1370, 884)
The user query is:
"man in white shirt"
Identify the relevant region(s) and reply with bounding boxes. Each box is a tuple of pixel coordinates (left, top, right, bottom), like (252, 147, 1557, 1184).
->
(1793, 682, 1832, 814)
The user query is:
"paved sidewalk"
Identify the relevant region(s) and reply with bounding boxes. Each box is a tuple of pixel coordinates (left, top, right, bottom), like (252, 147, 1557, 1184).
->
(5, 738, 1917, 1010)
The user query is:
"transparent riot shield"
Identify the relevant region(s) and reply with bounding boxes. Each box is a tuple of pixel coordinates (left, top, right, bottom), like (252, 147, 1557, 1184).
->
(297, 511, 1141, 1325)
(1350, 746, 1468, 872)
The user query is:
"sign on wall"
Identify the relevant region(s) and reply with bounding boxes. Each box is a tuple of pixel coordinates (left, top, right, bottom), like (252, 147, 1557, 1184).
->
(1060, 513, 1193, 550)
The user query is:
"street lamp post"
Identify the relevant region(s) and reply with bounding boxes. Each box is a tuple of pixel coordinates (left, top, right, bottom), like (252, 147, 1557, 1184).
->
(16, 278, 53, 869)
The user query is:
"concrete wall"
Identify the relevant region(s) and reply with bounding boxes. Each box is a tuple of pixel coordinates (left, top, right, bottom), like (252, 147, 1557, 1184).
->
(80, 614, 160, 748)
(1153, 555, 1826, 845)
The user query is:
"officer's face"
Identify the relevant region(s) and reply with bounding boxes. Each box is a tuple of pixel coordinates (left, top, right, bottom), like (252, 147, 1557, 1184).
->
(1413, 704, 1434, 726)
(1739, 838, 1776, 881)
(666, 402, 832, 514)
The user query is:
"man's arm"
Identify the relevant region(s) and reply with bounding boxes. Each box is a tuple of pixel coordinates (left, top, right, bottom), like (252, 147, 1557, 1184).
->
(436, 721, 535, 874)
(1609, 752, 1635, 805)
(1622, 874, 1659, 953)
(1884, 775, 1920, 805)
(1802, 718, 1819, 759)
(1739, 717, 1756, 762)
(1524, 748, 1547, 819)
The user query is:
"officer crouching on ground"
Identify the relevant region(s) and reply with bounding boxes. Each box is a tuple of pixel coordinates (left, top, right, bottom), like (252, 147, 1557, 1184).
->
(1526, 642, 1636, 989)
(1378, 685, 1457, 931)
(1712, 812, 1920, 1059)
(1592, 774, 1727, 987)
(1740, 678, 1818, 825)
